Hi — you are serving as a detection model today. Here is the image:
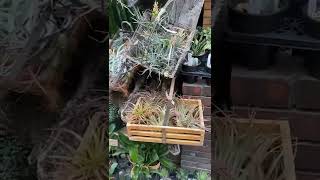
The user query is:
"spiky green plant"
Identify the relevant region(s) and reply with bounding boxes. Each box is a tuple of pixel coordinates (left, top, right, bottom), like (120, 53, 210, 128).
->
(125, 1, 190, 77)
(191, 27, 211, 56)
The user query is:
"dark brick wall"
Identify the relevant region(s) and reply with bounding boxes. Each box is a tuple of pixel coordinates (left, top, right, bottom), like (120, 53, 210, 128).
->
(181, 81, 212, 172)
(231, 62, 320, 179)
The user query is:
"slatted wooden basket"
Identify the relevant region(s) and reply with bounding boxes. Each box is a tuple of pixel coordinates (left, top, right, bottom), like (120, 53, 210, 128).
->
(126, 98, 205, 146)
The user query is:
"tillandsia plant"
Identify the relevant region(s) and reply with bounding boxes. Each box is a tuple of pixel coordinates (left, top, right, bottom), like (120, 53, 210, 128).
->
(126, 0, 190, 77)
(109, 33, 136, 96)
(114, 133, 175, 180)
(172, 100, 201, 128)
(50, 116, 107, 180)
(125, 92, 203, 129)
(213, 111, 297, 180)
(191, 27, 211, 56)
(128, 96, 166, 125)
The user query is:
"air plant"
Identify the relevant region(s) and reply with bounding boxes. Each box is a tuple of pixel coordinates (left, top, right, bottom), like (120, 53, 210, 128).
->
(109, 33, 136, 93)
(126, 93, 203, 129)
(128, 95, 166, 124)
(213, 114, 297, 180)
(126, 0, 190, 77)
(49, 116, 107, 180)
(172, 100, 201, 128)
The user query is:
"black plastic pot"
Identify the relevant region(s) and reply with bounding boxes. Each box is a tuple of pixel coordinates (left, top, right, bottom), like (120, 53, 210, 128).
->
(182, 64, 201, 72)
(182, 75, 197, 84)
(302, 5, 320, 39)
(228, 1, 289, 34)
(205, 66, 211, 74)
(193, 51, 210, 67)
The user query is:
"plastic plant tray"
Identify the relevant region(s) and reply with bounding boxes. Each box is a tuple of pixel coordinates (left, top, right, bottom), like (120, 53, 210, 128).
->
(225, 17, 320, 50)
(180, 66, 211, 78)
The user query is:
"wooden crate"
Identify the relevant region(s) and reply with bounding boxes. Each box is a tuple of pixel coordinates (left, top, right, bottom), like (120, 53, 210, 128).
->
(127, 98, 205, 146)
(235, 119, 296, 180)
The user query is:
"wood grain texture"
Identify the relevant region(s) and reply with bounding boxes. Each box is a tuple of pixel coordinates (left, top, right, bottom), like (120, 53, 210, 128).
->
(127, 98, 205, 146)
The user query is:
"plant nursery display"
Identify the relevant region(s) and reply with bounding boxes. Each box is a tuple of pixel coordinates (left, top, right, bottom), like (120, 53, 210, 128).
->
(122, 92, 205, 146)
(108, 0, 208, 179)
(182, 27, 211, 72)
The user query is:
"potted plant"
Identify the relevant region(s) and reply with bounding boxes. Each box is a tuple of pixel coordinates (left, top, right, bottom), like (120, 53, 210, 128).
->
(114, 133, 175, 180)
(182, 27, 211, 72)
(190, 27, 211, 64)
(302, 0, 320, 39)
(228, 0, 290, 34)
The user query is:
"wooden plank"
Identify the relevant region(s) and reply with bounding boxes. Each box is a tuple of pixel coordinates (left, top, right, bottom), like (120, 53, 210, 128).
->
(198, 100, 205, 128)
(128, 123, 203, 132)
(129, 130, 202, 140)
(128, 124, 204, 134)
(129, 136, 203, 146)
(279, 121, 296, 180)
